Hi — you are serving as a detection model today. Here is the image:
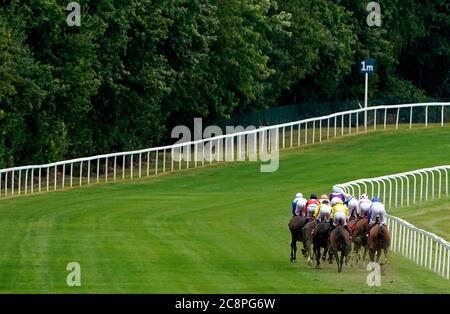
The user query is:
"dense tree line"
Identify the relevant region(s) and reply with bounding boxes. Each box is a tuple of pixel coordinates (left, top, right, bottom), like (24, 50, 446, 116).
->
(0, 0, 448, 167)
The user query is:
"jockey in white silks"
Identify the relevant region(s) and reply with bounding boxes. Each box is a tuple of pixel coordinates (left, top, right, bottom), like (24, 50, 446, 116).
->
(330, 198, 352, 239)
(291, 193, 307, 216)
(366, 197, 387, 237)
(358, 194, 372, 219)
(314, 195, 332, 222)
(347, 196, 359, 219)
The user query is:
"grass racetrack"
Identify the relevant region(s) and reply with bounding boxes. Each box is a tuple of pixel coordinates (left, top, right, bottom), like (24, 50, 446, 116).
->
(1, 126, 450, 293)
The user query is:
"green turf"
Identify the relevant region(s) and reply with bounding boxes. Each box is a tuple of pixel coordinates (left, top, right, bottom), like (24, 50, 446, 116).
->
(390, 198, 450, 241)
(0, 126, 450, 293)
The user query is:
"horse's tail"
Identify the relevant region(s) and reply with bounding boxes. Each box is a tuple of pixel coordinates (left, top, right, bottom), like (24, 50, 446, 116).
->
(336, 227, 348, 254)
(375, 224, 385, 247)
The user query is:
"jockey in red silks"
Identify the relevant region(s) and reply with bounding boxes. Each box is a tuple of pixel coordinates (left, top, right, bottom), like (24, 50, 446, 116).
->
(305, 193, 321, 219)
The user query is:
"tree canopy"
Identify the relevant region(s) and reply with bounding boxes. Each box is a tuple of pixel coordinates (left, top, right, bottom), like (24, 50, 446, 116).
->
(0, 0, 448, 167)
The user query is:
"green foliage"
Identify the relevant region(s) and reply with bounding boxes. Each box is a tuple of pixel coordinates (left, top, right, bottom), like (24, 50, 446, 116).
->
(0, 0, 448, 167)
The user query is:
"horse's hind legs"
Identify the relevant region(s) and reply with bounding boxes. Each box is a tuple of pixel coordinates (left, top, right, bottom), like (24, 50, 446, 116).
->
(290, 241, 297, 263)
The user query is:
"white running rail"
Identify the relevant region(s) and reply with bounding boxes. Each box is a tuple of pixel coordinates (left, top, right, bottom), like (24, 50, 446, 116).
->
(336, 166, 450, 280)
(0, 102, 449, 199)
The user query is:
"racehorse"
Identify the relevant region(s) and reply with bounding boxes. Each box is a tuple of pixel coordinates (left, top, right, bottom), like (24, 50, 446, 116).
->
(329, 226, 352, 273)
(352, 217, 369, 265)
(313, 221, 330, 269)
(367, 224, 391, 264)
(302, 219, 318, 265)
(288, 215, 308, 262)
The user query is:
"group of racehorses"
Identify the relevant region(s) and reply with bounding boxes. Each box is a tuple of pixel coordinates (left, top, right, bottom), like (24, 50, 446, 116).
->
(288, 207, 391, 273)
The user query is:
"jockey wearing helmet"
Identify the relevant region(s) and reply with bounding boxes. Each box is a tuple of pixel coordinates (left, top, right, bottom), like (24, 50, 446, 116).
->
(347, 195, 359, 220)
(329, 186, 347, 204)
(305, 193, 321, 220)
(358, 194, 372, 219)
(366, 197, 387, 237)
(330, 198, 352, 238)
(314, 194, 332, 222)
(292, 193, 307, 216)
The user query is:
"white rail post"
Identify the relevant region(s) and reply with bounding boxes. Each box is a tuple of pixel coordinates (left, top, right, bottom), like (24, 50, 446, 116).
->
(5, 171, 8, 196)
(312, 121, 316, 144)
(105, 157, 108, 182)
(139, 153, 142, 178)
(282, 127, 285, 149)
(62, 165, 66, 189)
(290, 125, 293, 147)
(178, 145, 182, 170)
(147, 152, 150, 176)
(298, 123, 301, 146)
(122, 155, 126, 179)
(163, 149, 166, 173)
(47, 167, 49, 191)
(305, 123, 308, 145)
(113, 156, 117, 181)
(327, 119, 330, 140)
(410, 107, 413, 129)
(384, 108, 387, 129)
(446, 167, 449, 196)
(209, 141, 212, 164)
(425, 106, 429, 128)
(434, 241, 438, 273)
(341, 114, 344, 136)
(11, 170, 14, 196)
(25, 170, 28, 194)
(130, 154, 134, 179)
(38, 168, 41, 192)
(202, 142, 205, 166)
(348, 114, 351, 135)
(420, 233, 424, 266)
(69, 163, 73, 187)
(79, 161, 83, 186)
(334, 117, 337, 137)
(18, 170, 21, 195)
(419, 172, 424, 203)
(441, 105, 445, 127)
(97, 158, 100, 182)
(194, 143, 198, 168)
(429, 240, 433, 270)
(171, 148, 174, 171)
(155, 150, 159, 175)
(396, 108, 400, 130)
(54, 165, 57, 191)
(31, 168, 34, 193)
(88, 160, 91, 184)
(447, 249, 449, 279)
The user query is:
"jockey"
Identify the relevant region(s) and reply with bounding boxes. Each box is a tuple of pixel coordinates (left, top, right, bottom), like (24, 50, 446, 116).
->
(291, 193, 307, 216)
(330, 198, 352, 238)
(329, 186, 347, 204)
(366, 197, 387, 237)
(347, 196, 359, 220)
(305, 193, 321, 219)
(314, 197, 332, 222)
(358, 194, 372, 219)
